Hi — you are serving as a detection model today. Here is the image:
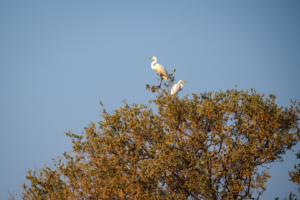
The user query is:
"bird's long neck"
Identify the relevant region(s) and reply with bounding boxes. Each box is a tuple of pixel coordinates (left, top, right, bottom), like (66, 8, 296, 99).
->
(151, 58, 157, 69)
(180, 84, 184, 91)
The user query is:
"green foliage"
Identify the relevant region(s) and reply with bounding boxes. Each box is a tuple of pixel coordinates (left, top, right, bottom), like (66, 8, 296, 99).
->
(21, 73, 300, 199)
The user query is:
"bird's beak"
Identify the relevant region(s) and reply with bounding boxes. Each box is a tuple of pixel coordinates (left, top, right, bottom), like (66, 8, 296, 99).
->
(182, 81, 188, 83)
(149, 57, 153, 59)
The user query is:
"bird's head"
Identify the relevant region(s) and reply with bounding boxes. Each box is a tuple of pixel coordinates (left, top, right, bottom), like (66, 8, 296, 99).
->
(179, 80, 188, 84)
(149, 56, 156, 60)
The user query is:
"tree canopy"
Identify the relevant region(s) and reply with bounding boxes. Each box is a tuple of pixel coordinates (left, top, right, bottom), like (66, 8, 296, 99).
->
(21, 74, 300, 200)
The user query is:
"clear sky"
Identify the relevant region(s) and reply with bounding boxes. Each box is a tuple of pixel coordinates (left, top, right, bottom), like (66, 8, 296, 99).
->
(0, 1, 299, 199)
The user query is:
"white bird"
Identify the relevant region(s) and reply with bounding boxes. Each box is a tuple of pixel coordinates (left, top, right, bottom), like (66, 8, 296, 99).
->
(171, 80, 188, 95)
(150, 56, 168, 87)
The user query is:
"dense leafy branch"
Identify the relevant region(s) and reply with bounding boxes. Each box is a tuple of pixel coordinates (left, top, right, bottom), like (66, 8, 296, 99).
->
(21, 73, 300, 199)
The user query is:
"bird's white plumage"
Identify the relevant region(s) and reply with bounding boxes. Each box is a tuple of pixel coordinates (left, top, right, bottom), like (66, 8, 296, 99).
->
(150, 56, 168, 80)
(171, 80, 188, 95)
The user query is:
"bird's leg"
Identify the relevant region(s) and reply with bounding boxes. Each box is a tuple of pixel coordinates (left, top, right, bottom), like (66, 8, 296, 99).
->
(159, 77, 163, 87)
(157, 76, 163, 88)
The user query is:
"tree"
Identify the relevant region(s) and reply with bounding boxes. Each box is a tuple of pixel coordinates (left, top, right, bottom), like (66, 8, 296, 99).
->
(285, 151, 300, 199)
(275, 192, 298, 200)
(21, 73, 300, 199)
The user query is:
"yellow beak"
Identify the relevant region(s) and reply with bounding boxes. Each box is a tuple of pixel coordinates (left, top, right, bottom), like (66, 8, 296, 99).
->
(149, 57, 153, 59)
(182, 81, 188, 83)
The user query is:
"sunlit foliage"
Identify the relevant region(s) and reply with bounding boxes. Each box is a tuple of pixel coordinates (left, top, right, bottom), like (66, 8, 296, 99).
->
(22, 73, 300, 199)
(288, 151, 300, 196)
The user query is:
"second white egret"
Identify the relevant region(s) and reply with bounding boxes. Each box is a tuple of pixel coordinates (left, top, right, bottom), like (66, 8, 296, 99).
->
(171, 80, 188, 95)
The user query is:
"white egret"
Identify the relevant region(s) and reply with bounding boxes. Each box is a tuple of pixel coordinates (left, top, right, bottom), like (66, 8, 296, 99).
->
(149, 56, 168, 87)
(171, 80, 188, 95)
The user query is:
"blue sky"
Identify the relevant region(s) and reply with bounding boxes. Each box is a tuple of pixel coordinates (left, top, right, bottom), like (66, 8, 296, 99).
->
(1, 1, 299, 199)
